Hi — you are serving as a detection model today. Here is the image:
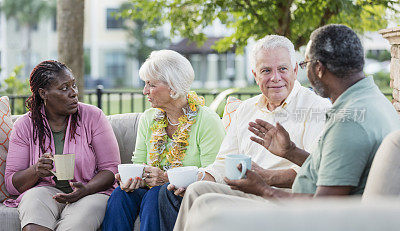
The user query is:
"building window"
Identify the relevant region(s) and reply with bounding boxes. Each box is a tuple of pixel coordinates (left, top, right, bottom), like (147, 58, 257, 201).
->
(106, 8, 123, 29)
(105, 51, 126, 87)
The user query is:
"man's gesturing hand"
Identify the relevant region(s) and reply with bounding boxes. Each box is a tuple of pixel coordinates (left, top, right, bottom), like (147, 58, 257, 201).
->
(248, 119, 296, 159)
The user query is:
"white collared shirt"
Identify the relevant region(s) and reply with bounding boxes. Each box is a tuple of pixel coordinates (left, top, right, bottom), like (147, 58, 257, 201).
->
(205, 81, 332, 184)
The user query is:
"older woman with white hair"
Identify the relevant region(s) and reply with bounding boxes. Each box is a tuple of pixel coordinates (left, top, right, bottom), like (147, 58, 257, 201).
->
(102, 50, 225, 231)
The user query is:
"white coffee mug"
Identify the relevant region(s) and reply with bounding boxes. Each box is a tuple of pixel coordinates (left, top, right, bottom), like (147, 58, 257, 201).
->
(49, 153, 75, 181)
(118, 164, 145, 184)
(167, 166, 205, 188)
(225, 154, 251, 180)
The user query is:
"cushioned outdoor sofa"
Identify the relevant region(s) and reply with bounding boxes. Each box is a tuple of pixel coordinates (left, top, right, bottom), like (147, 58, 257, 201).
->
(2, 110, 400, 231)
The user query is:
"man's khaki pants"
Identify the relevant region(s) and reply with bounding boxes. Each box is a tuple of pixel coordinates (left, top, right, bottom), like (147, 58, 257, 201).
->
(173, 181, 275, 231)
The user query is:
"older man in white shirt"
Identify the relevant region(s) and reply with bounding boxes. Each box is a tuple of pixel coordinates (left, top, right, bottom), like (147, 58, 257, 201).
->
(158, 35, 331, 231)
(203, 35, 331, 186)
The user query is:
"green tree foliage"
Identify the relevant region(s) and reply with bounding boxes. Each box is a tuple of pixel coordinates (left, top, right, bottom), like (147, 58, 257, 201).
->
(3, 65, 29, 95)
(0, 65, 30, 114)
(118, 3, 170, 66)
(121, 0, 399, 52)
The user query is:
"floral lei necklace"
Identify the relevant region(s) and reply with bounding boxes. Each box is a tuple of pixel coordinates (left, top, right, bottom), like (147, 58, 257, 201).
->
(149, 91, 205, 170)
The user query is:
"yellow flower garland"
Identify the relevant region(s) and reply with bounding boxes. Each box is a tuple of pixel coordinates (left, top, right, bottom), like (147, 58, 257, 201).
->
(149, 91, 205, 170)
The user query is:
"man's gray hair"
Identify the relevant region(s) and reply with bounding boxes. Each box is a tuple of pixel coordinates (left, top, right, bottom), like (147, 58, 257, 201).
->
(250, 35, 297, 70)
(308, 24, 364, 78)
(139, 50, 195, 99)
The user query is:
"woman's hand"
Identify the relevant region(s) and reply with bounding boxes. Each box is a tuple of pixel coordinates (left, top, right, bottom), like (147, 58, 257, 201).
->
(115, 173, 144, 193)
(53, 182, 89, 204)
(143, 166, 168, 187)
(33, 153, 54, 178)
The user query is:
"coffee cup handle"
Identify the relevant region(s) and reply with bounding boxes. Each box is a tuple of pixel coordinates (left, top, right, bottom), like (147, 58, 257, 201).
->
(239, 161, 247, 179)
(198, 169, 206, 181)
(45, 155, 56, 176)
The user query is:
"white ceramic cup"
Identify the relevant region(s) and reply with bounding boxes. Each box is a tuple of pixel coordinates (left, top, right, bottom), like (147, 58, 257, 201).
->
(225, 154, 251, 180)
(50, 153, 75, 181)
(167, 166, 205, 188)
(118, 164, 145, 184)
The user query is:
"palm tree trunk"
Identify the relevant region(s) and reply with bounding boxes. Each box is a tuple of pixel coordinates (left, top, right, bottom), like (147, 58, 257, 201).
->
(57, 0, 85, 102)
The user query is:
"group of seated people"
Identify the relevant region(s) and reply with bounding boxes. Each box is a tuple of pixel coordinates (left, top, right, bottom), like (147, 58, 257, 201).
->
(3, 23, 400, 231)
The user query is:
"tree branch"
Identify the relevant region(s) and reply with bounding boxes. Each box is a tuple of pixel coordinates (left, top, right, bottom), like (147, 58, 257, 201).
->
(318, 2, 339, 28)
(277, 0, 294, 36)
(294, 34, 307, 50)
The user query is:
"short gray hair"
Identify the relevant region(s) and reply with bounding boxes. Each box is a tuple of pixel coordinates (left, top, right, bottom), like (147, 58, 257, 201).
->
(139, 50, 195, 99)
(308, 24, 364, 78)
(250, 35, 297, 70)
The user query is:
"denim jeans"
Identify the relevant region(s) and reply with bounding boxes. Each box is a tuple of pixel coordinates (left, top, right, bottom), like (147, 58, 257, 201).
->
(158, 183, 183, 231)
(102, 186, 162, 231)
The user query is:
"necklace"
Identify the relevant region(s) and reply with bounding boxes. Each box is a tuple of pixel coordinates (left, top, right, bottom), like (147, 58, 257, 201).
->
(167, 116, 180, 126)
(149, 91, 205, 170)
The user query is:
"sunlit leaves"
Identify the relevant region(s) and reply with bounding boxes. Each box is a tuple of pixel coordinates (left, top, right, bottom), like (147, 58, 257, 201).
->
(120, 0, 399, 52)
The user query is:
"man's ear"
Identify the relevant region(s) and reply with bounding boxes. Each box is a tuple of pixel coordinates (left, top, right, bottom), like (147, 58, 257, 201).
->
(315, 61, 326, 79)
(252, 70, 259, 84)
(38, 88, 47, 101)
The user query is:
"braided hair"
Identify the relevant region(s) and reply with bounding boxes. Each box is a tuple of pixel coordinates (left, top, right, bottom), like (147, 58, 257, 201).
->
(26, 60, 80, 155)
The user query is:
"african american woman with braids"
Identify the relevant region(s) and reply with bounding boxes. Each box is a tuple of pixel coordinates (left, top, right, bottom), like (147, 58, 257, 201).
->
(4, 60, 120, 231)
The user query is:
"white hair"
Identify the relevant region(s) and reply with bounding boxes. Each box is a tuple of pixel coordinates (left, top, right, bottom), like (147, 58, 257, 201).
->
(250, 35, 297, 70)
(139, 50, 195, 99)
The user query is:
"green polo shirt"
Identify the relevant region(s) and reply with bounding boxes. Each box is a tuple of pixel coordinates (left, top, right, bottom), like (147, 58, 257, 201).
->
(292, 77, 400, 195)
(133, 105, 225, 169)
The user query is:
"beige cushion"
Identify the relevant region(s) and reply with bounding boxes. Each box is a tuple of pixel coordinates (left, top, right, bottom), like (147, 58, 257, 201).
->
(363, 130, 400, 199)
(106, 113, 142, 164)
(221, 96, 242, 131)
(0, 96, 13, 202)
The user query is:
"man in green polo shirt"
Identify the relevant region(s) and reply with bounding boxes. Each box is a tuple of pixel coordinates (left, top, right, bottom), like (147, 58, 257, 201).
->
(172, 24, 400, 230)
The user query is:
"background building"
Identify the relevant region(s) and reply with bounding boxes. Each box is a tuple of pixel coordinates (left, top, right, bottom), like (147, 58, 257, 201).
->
(0, 0, 393, 89)
(0, 0, 136, 88)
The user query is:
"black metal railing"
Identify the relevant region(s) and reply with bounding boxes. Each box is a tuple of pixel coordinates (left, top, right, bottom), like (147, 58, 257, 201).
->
(6, 85, 394, 115)
(6, 86, 261, 115)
